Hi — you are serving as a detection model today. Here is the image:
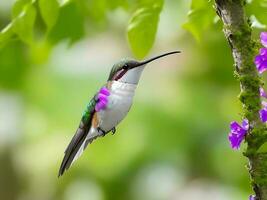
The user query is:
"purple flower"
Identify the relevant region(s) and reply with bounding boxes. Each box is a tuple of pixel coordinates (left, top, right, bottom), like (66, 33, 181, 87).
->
(95, 87, 110, 112)
(260, 87, 267, 98)
(260, 107, 267, 122)
(255, 52, 267, 74)
(254, 32, 267, 73)
(261, 32, 267, 47)
(260, 48, 267, 56)
(228, 119, 249, 150)
(249, 195, 256, 200)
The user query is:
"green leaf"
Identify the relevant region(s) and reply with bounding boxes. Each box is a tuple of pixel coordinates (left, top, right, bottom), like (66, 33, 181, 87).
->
(12, 0, 32, 18)
(127, 0, 163, 59)
(87, 0, 108, 22)
(0, 24, 15, 48)
(13, 3, 36, 44)
(38, 0, 60, 30)
(246, 0, 267, 26)
(183, 0, 215, 42)
(108, 0, 128, 10)
(48, 1, 84, 44)
(190, 0, 207, 8)
(257, 141, 267, 153)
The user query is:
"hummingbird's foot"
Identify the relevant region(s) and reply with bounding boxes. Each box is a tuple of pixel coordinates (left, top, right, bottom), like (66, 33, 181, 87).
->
(97, 127, 107, 137)
(111, 127, 116, 135)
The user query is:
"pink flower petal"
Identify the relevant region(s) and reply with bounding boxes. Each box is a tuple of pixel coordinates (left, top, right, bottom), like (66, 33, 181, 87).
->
(260, 87, 267, 98)
(260, 32, 267, 47)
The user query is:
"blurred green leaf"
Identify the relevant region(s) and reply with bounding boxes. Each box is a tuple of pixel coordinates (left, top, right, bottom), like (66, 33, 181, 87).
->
(48, 1, 84, 44)
(29, 41, 52, 64)
(0, 24, 15, 48)
(0, 0, 37, 46)
(0, 41, 28, 89)
(38, 0, 60, 30)
(127, 0, 163, 59)
(12, 0, 32, 18)
(183, 0, 215, 42)
(87, 0, 108, 22)
(190, 0, 207, 8)
(257, 142, 267, 153)
(246, 0, 267, 26)
(13, 3, 36, 44)
(108, 0, 129, 10)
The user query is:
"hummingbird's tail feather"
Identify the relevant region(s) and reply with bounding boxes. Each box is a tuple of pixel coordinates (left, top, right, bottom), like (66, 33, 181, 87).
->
(58, 121, 90, 177)
(58, 96, 98, 177)
(72, 129, 99, 164)
(58, 124, 100, 177)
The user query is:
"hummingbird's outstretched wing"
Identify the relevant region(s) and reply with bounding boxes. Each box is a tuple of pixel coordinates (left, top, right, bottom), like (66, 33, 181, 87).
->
(58, 95, 98, 177)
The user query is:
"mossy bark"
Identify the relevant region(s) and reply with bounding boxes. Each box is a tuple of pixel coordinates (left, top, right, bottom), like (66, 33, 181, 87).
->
(214, 0, 267, 199)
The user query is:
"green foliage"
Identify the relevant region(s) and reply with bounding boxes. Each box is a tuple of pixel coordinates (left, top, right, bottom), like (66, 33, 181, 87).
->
(39, 0, 59, 30)
(183, 0, 216, 42)
(0, 0, 131, 48)
(127, 0, 163, 59)
(246, 0, 267, 26)
(0, 41, 28, 89)
(13, 3, 36, 44)
(0, 0, 266, 57)
(0, 0, 219, 56)
(86, 0, 108, 22)
(0, 24, 14, 48)
(12, 0, 32, 18)
(48, 1, 84, 44)
(0, 0, 37, 45)
(108, 0, 129, 10)
(0, 0, 61, 47)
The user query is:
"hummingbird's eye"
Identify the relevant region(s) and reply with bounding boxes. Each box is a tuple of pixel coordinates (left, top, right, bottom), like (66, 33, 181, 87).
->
(123, 64, 128, 69)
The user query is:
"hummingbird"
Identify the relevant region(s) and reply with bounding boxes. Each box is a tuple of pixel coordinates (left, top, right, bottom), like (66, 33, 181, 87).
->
(58, 50, 180, 176)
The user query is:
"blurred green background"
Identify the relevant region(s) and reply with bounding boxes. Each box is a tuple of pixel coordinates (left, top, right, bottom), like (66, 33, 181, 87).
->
(0, 0, 264, 199)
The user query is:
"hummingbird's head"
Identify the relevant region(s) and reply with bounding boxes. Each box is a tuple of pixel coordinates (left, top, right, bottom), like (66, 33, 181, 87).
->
(107, 50, 181, 84)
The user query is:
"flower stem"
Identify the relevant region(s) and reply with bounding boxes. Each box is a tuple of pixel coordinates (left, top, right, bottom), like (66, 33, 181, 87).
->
(214, 0, 267, 199)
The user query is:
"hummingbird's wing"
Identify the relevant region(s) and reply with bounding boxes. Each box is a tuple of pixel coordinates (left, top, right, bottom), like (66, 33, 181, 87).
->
(58, 95, 98, 177)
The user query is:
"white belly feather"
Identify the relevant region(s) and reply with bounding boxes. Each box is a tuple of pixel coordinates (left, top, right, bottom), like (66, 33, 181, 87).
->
(97, 81, 137, 132)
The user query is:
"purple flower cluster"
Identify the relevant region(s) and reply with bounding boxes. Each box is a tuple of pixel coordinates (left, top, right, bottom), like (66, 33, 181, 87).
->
(255, 32, 267, 73)
(228, 32, 267, 150)
(228, 119, 249, 149)
(257, 33, 267, 123)
(95, 87, 110, 112)
(249, 195, 256, 200)
(260, 103, 267, 122)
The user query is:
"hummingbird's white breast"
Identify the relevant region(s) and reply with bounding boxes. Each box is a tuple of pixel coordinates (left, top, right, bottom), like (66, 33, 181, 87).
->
(97, 81, 137, 132)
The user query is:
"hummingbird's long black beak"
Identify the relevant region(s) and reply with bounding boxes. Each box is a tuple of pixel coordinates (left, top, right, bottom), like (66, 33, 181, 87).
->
(131, 50, 181, 69)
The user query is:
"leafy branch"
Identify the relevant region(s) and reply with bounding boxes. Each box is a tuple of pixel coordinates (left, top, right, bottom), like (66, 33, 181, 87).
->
(0, 0, 60, 47)
(0, 0, 163, 59)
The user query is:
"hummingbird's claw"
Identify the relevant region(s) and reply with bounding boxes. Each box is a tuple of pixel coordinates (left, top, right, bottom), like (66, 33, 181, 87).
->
(111, 127, 116, 135)
(97, 127, 107, 137)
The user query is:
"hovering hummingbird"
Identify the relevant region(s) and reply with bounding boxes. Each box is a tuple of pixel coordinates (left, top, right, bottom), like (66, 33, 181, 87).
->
(58, 51, 181, 176)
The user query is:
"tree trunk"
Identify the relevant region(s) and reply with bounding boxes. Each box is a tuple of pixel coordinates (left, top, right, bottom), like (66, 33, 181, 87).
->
(214, 0, 267, 199)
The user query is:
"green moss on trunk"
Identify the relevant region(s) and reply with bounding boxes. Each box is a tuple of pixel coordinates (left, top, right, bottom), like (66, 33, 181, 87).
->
(214, 0, 267, 199)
